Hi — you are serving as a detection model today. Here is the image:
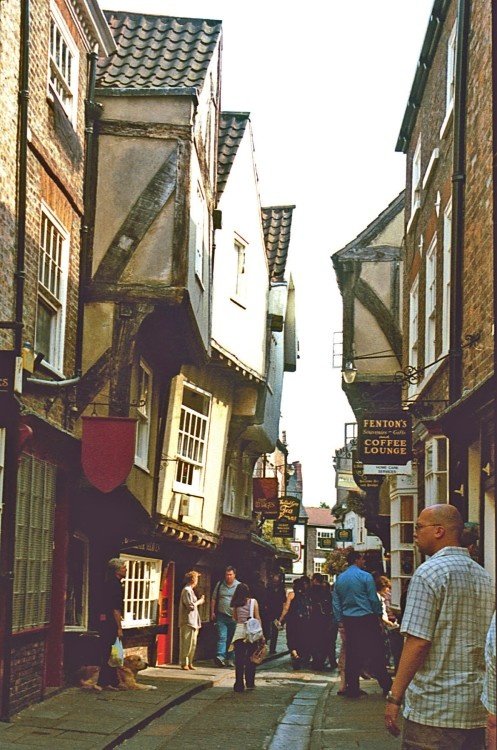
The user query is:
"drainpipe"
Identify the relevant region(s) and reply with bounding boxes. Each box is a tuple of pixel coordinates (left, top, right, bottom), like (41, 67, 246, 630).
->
(13, 0, 30, 356)
(75, 48, 99, 379)
(0, 0, 30, 721)
(449, 0, 471, 403)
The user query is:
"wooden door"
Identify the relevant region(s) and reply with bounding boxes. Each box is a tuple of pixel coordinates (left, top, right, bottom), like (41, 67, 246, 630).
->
(156, 561, 174, 664)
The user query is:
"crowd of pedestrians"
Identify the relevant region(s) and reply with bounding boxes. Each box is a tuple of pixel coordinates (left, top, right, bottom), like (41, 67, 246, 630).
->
(179, 504, 495, 747)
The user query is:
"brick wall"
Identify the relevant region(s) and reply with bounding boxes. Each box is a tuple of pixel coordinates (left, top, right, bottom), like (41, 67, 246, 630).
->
(402, 0, 493, 411)
(0, 0, 105, 715)
(0, 0, 95, 386)
(402, 1, 457, 410)
(9, 636, 46, 715)
(462, 0, 493, 389)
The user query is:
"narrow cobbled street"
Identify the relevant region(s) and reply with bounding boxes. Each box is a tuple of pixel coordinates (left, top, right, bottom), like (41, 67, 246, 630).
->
(118, 657, 396, 750)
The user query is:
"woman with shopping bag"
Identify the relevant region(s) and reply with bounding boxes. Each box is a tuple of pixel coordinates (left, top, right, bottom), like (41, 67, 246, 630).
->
(230, 583, 265, 692)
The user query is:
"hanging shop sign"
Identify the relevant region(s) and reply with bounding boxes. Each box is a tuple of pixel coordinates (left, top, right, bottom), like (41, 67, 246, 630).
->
(335, 528, 353, 542)
(278, 496, 301, 524)
(253, 477, 279, 518)
(82, 416, 137, 493)
(358, 413, 412, 466)
(352, 452, 383, 489)
(290, 541, 302, 560)
(318, 536, 334, 549)
(273, 518, 295, 538)
(361, 462, 413, 476)
(0, 351, 23, 395)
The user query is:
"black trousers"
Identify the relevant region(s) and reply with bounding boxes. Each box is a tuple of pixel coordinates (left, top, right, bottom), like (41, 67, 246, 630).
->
(97, 620, 119, 688)
(234, 640, 256, 688)
(342, 615, 392, 696)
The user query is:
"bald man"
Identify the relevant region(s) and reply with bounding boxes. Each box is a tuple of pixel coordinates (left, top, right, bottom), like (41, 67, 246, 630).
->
(384, 504, 494, 749)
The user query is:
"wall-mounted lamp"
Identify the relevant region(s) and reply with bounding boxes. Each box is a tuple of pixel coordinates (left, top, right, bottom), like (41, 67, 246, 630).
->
(342, 360, 357, 384)
(482, 462, 492, 477)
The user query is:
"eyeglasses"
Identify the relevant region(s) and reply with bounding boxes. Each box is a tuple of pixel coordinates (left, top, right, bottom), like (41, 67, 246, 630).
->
(414, 523, 440, 531)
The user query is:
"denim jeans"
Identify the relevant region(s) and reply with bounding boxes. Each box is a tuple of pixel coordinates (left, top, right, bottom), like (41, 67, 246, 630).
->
(216, 612, 236, 661)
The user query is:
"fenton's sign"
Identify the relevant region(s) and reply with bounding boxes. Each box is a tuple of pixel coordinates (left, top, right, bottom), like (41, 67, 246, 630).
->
(358, 413, 412, 466)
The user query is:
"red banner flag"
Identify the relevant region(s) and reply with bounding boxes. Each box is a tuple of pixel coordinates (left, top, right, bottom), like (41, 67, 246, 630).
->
(82, 416, 137, 493)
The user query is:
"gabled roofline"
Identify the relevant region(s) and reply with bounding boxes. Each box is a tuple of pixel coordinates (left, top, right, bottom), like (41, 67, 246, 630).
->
(81, 0, 116, 55)
(332, 191, 404, 261)
(395, 0, 451, 153)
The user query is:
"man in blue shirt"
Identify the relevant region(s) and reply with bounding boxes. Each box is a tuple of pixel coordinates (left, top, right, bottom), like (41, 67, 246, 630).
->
(333, 550, 392, 698)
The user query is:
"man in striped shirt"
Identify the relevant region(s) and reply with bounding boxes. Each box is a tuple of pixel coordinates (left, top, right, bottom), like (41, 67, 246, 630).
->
(384, 504, 494, 749)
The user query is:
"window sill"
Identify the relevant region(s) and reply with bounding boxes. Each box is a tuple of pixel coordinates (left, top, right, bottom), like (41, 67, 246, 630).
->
(37, 360, 66, 380)
(46, 91, 76, 130)
(422, 148, 440, 190)
(230, 296, 247, 310)
(172, 483, 204, 499)
(439, 102, 454, 141)
(406, 201, 420, 235)
(134, 459, 151, 474)
(407, 356, 445, 399)
(64, 626, 88, 633)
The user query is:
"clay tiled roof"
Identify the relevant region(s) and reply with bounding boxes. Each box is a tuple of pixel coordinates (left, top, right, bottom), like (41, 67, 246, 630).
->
(217, 112, 249, 198)
(97, 12, 222, 91)
(262, 206, 295, 282)
(304, 507, 336, 527)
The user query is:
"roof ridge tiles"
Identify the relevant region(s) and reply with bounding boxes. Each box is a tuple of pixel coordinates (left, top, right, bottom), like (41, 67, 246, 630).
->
(97, 11, 222, 92)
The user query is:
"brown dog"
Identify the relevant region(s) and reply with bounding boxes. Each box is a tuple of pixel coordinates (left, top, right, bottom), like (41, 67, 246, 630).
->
(78, 655, 157, 691)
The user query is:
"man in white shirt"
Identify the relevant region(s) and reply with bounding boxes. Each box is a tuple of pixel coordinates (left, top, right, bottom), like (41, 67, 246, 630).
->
(211, 566, 240, 667)
(384, 504, 494, 749)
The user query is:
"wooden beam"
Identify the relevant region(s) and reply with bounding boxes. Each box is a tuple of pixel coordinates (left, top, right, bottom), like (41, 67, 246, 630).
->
(93, 148, 178, 284)
(355, 277, 402, 360)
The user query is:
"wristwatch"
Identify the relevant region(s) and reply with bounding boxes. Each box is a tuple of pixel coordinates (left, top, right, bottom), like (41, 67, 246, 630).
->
(385, 691, 402, 706)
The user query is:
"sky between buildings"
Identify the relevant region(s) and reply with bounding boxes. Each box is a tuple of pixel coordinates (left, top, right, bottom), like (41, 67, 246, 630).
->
(101, 0, 435, 505)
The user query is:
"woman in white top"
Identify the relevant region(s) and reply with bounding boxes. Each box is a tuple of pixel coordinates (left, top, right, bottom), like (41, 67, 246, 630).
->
(231, 583, 262, 692)
(178, 571, 205, 670)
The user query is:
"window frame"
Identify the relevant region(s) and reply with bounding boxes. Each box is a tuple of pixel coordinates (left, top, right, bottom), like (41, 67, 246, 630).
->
(174, 382, 212, 494)
(232, 234, 247, 305)
(120, 555, 162, 629)
(424, 236, 437, 376)
(13, 455, 56, 632)
(48, 2, 79, 125)
(411, 138, 422, 214)
(194, 182, 205, 283)
(316, 529, 334, 550)
(425, 437, 449, 504)
(408, 278, 419, 398)
(313, 558, 329, 581)
(36, 204, 70, 375)
(223, 452, 237, 515)
(134, 359, 153, 471)
(442, 200, 452, 355)
(446, 22, 457, 114)
(241, 453, 252, 517)
(64, 531, 89, 632)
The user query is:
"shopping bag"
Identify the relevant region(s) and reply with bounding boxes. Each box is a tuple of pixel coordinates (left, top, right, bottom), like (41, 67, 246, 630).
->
(250, 640, 267, 665)
(108, 637, 124, 667)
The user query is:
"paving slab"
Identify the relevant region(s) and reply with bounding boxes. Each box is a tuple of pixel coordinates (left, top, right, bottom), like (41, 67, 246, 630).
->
(310, 680, 402, 750)
(1, 642, 290, 750)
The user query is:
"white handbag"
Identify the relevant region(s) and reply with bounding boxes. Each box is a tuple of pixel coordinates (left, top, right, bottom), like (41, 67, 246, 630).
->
(245, 599, 264, 643)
